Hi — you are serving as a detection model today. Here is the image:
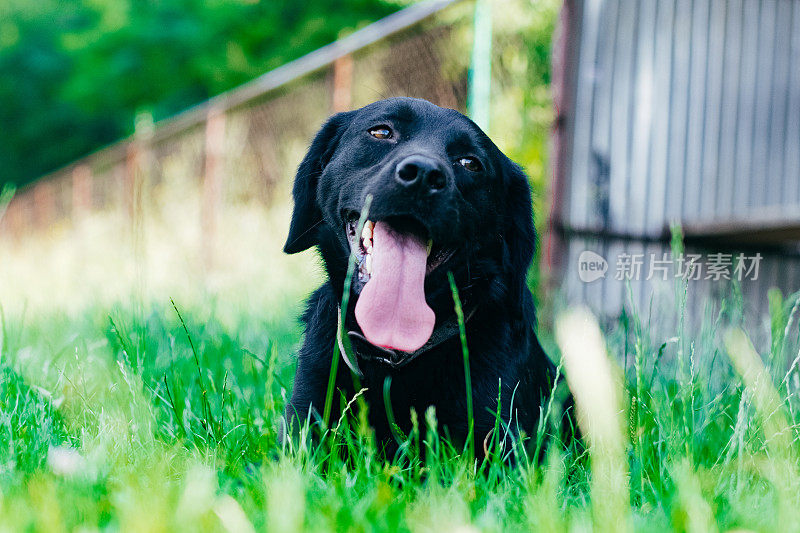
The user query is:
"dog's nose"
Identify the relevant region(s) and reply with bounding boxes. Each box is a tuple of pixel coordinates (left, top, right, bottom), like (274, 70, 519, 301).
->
(395, 155, 447, 193)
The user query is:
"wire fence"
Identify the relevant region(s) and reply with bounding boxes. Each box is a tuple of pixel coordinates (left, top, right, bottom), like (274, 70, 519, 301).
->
(0, 0, 561, 317)
(0, 0, 476, 259)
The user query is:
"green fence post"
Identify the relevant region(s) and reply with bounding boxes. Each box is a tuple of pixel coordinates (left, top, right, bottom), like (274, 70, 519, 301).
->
(468, 0, 492, 132)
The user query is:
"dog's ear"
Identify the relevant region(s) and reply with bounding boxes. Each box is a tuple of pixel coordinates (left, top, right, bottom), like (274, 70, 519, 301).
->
(284, 112, 353, 254)
(501, 157, 536, 310)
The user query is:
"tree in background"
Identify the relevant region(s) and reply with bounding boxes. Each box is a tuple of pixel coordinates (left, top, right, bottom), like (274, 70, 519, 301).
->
(0, 0, 396, 188)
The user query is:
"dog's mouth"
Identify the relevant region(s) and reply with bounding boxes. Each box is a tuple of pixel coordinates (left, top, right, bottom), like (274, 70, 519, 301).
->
(345, 215, 455, 284)
(345, 214, 455, 353)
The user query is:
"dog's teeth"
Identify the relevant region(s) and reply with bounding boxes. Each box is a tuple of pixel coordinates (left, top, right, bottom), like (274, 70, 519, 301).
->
(365, 244, 373, 255)
(363, 237, 372, 249)
(427, 239, 433, 256)
(365, 254, 373, 274)
(361, 220, 374, 241)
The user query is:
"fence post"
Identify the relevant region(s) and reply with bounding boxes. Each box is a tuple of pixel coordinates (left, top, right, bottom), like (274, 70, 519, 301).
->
(125, 112, 153, 293)
(32, 181, 55, 232)
(468, 0, 492, 131)
(72, 164, 93, 220)
(544, 1, 578, 284)
(1, 198, 22, 242)
(202, 106, 226, 270)
(125, 143, 140, 224)
(332, 54, 354, 112)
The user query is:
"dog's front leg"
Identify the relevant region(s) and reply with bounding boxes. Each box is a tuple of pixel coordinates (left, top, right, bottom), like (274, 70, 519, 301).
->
(280, 285, 352, 443)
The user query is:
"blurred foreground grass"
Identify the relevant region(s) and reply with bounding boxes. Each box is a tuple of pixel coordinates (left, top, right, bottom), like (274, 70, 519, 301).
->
(3, 202, 800, 531)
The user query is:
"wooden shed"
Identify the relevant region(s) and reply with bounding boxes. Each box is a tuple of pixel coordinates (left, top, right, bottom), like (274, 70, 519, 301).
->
(548, 0, 800, 323)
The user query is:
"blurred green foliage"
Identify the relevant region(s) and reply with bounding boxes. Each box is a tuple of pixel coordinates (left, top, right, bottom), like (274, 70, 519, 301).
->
(0, 0, 397, 188)
(487, 0, 560, 309)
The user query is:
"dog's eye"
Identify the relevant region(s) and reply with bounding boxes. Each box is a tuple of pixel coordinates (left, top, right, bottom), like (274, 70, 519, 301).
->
(458, 157, 483, 172)
(368, 125, 393, 139)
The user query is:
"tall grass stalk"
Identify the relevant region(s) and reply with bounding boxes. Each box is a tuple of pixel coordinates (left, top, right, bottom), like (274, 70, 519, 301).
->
(555, 306, 632, 533)
(382, 376, 407, 445)
(448, 271, 474, 465)
(724, 328, 793, 455)
(323, 195, 372, 428)
(670, 224, 694, 458)
(171, 298, 215, 440)
(724, 327, 800, 527)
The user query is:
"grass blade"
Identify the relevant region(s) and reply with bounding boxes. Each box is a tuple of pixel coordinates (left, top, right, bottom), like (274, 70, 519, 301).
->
(171, 298, 215, 440)
(323, 195, 372, 428)
(448, 271, 474, 464)
(555, 306, 631, 533)
(382, 376, 408, 445)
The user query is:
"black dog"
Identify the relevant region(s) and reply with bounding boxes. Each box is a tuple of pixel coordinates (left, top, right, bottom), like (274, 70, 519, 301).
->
(282, 97, 559, 457)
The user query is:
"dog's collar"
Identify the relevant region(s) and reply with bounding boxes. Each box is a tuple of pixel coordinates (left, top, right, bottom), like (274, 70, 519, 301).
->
(337, 305, 477, 377)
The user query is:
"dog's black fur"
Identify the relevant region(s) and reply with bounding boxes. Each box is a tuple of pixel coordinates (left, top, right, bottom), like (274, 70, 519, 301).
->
(282, 97, 559, 457)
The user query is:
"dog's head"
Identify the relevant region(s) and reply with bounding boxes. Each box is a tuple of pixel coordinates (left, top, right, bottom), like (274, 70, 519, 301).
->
(284, 97, 535, 354)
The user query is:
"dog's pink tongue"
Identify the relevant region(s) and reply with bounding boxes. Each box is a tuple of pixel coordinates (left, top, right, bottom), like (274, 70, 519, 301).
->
(354, 221, 434, 352)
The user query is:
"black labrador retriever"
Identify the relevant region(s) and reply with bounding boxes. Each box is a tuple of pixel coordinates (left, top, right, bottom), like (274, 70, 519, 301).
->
(282, 97, 560, 457)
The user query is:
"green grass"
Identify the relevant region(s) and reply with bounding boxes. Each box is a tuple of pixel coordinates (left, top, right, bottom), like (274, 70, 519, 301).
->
(2, 277, 800, 531)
